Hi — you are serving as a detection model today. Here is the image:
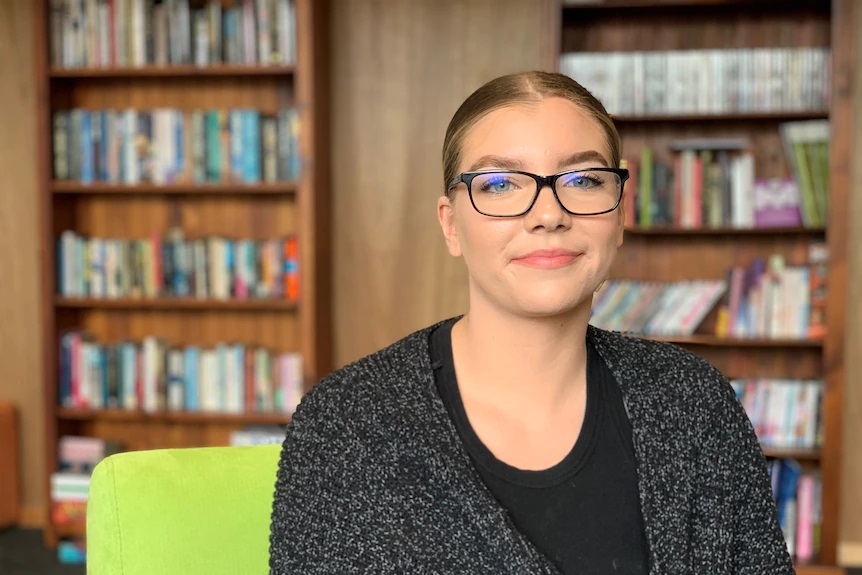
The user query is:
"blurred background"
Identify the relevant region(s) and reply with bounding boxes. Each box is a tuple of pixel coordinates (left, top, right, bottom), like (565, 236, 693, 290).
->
(0, 0, 860, 573)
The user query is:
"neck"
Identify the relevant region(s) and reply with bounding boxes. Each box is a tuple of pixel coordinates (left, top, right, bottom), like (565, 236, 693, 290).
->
(451, 295, 594, 412)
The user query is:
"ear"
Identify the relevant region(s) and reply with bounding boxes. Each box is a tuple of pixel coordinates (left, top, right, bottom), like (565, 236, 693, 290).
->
(615, 203, 625, 248)
(437, 195, 462, 257)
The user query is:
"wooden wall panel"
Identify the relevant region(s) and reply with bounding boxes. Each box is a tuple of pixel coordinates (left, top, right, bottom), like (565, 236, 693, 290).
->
(839, 0, 862, 564)
(331, 0, 550, 366)
(0, 0, 44, 526)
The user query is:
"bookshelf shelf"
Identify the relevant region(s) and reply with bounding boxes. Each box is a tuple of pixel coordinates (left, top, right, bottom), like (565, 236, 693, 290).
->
(638, 335, 824, 348)
(793, 565, 846, 575)
(54, 522, 86, 539)
(762, 447, 821, 461)
(48, 65, 296, 79)
(51, 181, 298, 196)
(624, 225, 826, 236)
(57, 407, 292, 426)
(611, 111, 830, 124)
(54, 297, 298, 311)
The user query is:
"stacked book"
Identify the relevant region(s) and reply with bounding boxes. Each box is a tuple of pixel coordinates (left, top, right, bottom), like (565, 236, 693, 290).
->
(50, 0, 297, 68)
(53, 107, 301, 185)
(561, 47, 830, 116)
(58, 333, 304, 415)
(230, 425, 289, 446)
(590, 279, 726, 337)
(52, 435, 122, 563)
(57, 229, 299, 301)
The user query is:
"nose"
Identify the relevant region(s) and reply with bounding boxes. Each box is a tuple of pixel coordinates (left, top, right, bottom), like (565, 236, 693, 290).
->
(524, 185, 571, 232)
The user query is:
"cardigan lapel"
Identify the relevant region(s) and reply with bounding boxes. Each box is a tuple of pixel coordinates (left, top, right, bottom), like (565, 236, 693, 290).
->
(587, 326, 697, 575)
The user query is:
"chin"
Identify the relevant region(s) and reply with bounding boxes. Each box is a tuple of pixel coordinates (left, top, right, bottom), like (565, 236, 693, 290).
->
(510, 291, 589, 319)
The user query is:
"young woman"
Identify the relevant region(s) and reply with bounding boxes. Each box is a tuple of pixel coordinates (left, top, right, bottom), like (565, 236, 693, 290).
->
(269, 71, 793, 575)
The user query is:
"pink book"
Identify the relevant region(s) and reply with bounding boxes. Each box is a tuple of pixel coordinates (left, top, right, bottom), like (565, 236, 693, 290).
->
(796, 474, 816, 562)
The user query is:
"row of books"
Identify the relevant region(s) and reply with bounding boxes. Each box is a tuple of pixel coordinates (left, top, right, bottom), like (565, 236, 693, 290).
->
(230, 425, 288, 446)
(731, 379, 822, 450)
(624, 143, 756, 229)
(714, 246, 827, 340)
(57, 230, 299, 301)
(59, 332, 305, 415)
(780, 121, 830, 228)
(50, 0, 297, 69)
(53, 107, 301, 185)
(590, 280, 726, 337)
(769, 459, 822, 562)
(561, 48, 830, 116)
(623, 122, 829, 230)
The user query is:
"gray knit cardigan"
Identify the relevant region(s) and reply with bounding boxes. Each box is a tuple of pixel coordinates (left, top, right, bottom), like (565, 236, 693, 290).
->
(269, 320, 794, 574)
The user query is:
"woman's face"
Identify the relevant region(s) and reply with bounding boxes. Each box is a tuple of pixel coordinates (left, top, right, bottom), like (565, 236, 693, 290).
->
(438, 97, 624, 319)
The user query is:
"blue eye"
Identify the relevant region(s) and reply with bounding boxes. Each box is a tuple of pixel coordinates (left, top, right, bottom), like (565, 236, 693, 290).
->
(478, 175, 517, 194)
(561, 172, 603, 189)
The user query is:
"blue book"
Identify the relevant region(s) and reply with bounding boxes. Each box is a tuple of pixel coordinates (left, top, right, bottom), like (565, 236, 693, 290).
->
(245, 110, 261, 183)
(184, 347, 200, 412)
(98, 110, 109, 181)
(775, 458, 801, 529)
(58, 333, 73, 407)
(174, 109, 185, 182)
(80, 111, 94, 184)
(225, 239, 235, 297)
(230, 110, 244, 181)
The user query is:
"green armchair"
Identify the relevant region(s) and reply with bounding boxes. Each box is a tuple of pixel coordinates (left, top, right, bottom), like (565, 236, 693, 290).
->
(86, 444, 281, 574)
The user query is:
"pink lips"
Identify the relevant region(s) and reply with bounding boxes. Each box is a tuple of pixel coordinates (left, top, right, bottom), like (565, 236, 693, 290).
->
(512, 249, 581, 269)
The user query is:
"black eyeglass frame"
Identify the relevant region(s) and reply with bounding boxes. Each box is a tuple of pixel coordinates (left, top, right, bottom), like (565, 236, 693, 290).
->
(447, 167, 630, 218)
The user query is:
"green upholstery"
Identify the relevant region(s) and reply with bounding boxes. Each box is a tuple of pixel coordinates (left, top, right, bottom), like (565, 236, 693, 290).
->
(86, 444, 281, 575)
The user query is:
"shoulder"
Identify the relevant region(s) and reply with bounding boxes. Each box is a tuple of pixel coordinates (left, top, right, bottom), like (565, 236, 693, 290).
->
(288, 318, 450, 433)
(588, 325, 734, 407)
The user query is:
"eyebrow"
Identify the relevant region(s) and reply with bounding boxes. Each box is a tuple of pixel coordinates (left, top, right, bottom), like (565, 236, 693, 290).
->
(466, 150, 610, 172)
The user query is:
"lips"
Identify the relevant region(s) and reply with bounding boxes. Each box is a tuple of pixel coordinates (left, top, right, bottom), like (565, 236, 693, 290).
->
(512, 249, 582, 269)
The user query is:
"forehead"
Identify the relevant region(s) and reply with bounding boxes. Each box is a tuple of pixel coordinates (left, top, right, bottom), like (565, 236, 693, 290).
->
(460, 98, 610, 169)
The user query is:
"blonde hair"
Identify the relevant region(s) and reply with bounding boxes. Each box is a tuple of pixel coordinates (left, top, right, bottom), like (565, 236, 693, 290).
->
(442, 71, 621, 197)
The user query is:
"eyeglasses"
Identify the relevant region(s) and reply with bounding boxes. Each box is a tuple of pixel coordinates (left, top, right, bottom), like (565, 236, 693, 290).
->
(447, 168, 629, 218)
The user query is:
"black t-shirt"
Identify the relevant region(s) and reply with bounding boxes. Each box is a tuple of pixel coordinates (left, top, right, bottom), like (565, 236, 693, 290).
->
(430, 319, 650, 575)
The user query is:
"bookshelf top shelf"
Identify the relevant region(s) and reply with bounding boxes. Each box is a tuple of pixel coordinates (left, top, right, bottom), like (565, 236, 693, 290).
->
(55, 298, 298, 312)
(51, 181, 298, 196)
(56, 407, 292, 426)
(610, 111, 829, 124)
(562, 0, 829, 12)
(48, 65, 296, 79)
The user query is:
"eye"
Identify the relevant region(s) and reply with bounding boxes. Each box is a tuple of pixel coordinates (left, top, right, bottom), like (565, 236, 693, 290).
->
(478, 174, 519, 194)
(560, 171, 604, 189)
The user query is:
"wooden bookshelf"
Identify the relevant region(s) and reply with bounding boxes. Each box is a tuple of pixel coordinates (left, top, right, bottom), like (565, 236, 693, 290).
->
(34, 0, 331, 549)
(553, 0, 849, 569)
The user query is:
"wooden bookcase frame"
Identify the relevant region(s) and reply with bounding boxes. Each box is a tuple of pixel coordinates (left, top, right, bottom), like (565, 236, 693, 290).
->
(546, 1, 851, 573)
